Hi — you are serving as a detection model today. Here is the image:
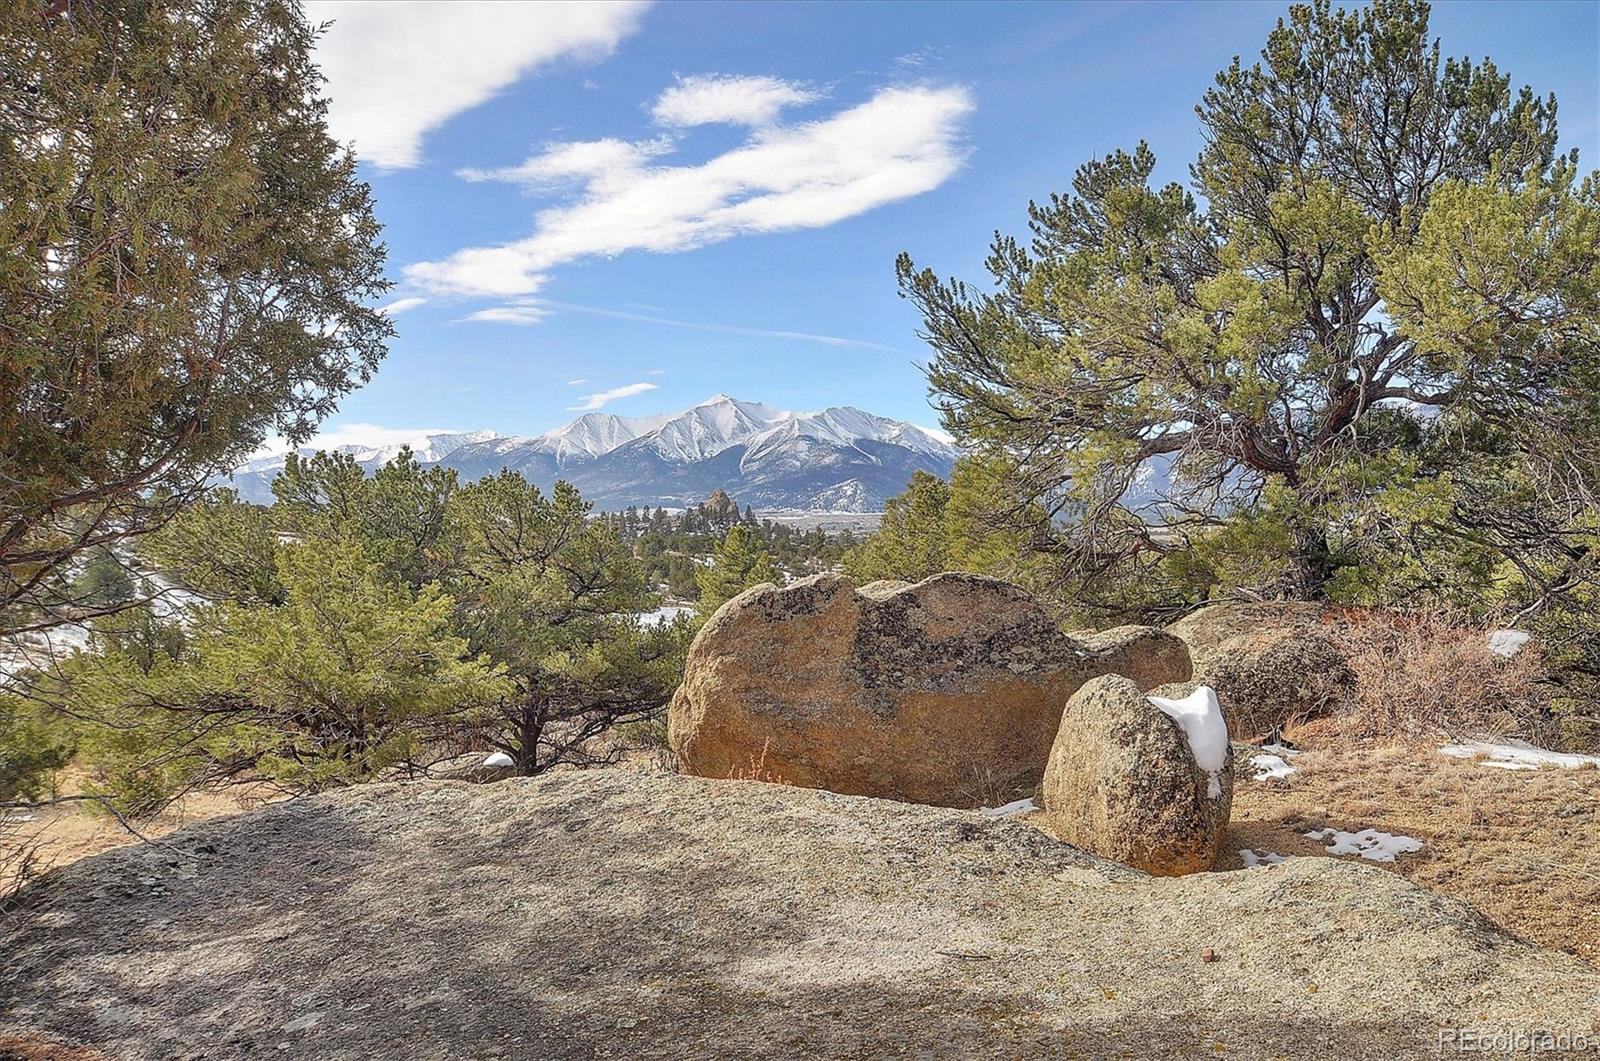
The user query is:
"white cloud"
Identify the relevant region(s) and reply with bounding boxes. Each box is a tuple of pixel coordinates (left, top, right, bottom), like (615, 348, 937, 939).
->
(406, 84, 974, 297)
(308, 1, 651, 171)
(377, 296, 427, 316)
(457, 137, 674, 186)
(466, 297, 897, 351)
(569, 382, 658, 411)
(651, 74, 821, 128)
(566, 378, 589, 386)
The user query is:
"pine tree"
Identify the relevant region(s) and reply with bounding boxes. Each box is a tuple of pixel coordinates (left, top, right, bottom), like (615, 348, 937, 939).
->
(697, 525, 781, 616)
(900, 0, 1592, 605)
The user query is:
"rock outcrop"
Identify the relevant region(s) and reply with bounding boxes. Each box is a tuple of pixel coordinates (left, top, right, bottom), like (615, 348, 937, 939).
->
(4, 770, 1598, 1060)
(1040, 677, 1233, 875)
(1166, 602, 1354, 738)
(668, 573, 1191, 806)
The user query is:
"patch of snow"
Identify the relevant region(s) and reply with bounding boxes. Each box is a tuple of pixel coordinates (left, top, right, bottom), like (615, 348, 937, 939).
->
(1147, 685, 1229, 799)
(1304, 827, 1423, 863)
(1439, 740, 1600, 771)
(635, 605, 693, 626)
(978, 797, 1038, 818)
(1250, 754, 1296, 781)
(1487, 629, 1533, 658)
(481, 752, 515, 769)
(1259, 742, 1302, 758)
(1239, 848, 1287, 868)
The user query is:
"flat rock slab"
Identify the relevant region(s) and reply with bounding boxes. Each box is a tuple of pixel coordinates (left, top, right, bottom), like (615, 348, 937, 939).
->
(3, 771, 1598, 1059)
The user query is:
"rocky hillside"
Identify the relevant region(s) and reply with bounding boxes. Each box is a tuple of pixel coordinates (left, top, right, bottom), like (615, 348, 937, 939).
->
(4, 771, 1598, 1059)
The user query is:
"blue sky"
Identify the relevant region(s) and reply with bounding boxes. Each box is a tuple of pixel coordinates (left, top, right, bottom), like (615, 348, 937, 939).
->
(298, 0, 1600, 448)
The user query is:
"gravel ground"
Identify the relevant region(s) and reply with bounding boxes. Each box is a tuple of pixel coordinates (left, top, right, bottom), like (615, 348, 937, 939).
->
(4, 770, 1598, 1059)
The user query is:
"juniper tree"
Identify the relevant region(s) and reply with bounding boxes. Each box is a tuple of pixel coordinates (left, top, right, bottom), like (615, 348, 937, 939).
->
(0, 0, 391, 636)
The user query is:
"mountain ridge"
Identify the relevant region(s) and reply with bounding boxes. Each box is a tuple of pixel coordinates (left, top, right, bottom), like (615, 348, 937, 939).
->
(227, 396, 959, 512)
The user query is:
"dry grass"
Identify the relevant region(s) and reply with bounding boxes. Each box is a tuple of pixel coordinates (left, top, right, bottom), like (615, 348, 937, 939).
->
(726, 738, 789, 784)
(9, 766, 279, 883)
(1318, 608, 1558, 748)
(0, 816, 46, 911)
(1229, 744, 1600, 962)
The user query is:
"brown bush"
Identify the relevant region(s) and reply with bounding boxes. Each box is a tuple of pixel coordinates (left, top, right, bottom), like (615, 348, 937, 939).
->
(1321, 610, 1556, 747)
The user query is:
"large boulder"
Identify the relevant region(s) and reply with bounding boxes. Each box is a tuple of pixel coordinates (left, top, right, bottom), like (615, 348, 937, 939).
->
(1166, 602, 1355, 739)
(669, 573, 1191, 806)
(1041, 676, 1233, 875)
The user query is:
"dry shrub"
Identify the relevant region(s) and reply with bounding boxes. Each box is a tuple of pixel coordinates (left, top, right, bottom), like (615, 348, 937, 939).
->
(1323, 609, 1555, 746)
(1, 815, 46, 912)
(727, 738, 789, 784)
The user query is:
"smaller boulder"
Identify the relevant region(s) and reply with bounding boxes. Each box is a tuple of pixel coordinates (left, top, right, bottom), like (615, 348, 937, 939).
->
(1041, 676, 1233, 876)
(1166, 603, 1354, 739)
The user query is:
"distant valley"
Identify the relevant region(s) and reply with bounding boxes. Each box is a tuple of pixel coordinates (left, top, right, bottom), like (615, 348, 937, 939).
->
(228, 395, 960, 512)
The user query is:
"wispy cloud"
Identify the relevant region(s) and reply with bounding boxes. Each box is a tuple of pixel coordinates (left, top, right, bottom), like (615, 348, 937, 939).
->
(465, 298, 899, 352)
(377, 296, 427, 316)
(568, 381, 658, 411)
(651, 74, 822, 128)
(566, 378, 589, 386)
(462, 303, 550, 325)
(308, 1, 651, 171)
(406, 83, 974, 297)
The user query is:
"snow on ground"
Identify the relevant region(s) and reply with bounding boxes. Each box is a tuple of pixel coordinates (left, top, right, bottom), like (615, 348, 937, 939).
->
(481, 752, 515, 769)
(1249, 753, 1297, 781)
(1439, 740, 1600, 771)
(635, 605, 694, 626)
(1148, 686, 1229, 798)
(1304, 827, 1424, 863)
(978, 797, 1038, 818)
(1239, 849, 1288, 868)
(1487, 629, 1533, 658)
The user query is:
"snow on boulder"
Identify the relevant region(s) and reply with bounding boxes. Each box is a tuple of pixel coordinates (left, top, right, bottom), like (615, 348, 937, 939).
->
(481, 752, 515, 769)
(1041, 676, 1234, 876)
(1146, 686, 1229, 798)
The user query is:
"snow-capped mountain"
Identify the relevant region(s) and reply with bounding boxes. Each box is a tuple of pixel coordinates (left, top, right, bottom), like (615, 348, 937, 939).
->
(224, 396, 959, 512)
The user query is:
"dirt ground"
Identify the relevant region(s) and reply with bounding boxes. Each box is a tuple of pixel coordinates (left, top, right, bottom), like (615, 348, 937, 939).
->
(1225, 743, 1600, 963)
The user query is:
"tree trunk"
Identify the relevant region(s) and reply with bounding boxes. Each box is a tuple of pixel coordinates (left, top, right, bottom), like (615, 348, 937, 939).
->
(1286, 522, 1335, 601)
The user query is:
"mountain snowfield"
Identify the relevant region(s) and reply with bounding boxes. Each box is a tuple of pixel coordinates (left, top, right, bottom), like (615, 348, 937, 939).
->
(227, 396, 960, 512)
